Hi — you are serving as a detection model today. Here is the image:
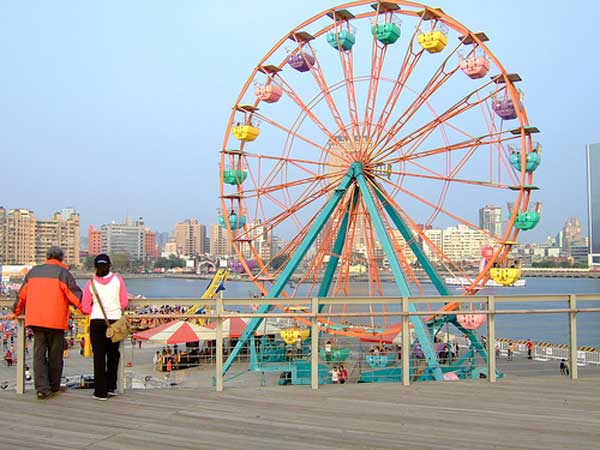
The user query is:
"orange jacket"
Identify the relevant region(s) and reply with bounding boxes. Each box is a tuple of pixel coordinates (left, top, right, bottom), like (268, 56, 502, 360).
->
(14, 259, 82, 330)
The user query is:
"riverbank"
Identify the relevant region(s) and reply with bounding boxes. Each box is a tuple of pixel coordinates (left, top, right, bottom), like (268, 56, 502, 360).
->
(70, 270, 600, 281)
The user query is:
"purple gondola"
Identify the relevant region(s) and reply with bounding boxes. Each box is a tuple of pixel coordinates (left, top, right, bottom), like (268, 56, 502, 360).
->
(288, 51, 315, 72)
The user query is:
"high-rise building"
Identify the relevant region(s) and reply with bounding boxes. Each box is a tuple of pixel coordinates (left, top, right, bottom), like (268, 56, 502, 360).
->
(144, 229, 159, 259)
(587, 143, 600, 266)
(479, 205, 503, 237)
(209, 224, 233, 258)
(5, 209, 36, 265)
(101, 217, 146, 260)
(174, 219, 206, 257)
(0, 207, 80, 266)
(246, 220, 273, 262)
(562, 217, 581, 254)
(34, 209, 80, 266)
(88, 225, 102, 256)
(424, 224, 493, 264)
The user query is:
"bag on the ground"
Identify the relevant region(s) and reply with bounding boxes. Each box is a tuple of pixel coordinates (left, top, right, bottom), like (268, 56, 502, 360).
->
(105, 316, 129, 343)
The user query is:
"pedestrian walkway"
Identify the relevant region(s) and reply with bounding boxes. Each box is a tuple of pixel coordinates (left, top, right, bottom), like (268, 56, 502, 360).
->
(0, 375, 599, 450)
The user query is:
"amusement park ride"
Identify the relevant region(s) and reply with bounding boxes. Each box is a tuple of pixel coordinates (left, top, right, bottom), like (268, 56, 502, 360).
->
(218, 1, 541, 383)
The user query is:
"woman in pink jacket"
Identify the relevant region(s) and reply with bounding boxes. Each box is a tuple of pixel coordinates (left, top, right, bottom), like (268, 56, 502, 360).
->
(81, 254, 128, 400)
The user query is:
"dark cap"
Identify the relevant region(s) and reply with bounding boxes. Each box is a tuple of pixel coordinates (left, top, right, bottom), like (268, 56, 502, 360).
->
(94, 254, 111, 266)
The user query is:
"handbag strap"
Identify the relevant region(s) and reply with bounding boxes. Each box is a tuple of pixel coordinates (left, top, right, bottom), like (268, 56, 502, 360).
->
(90, 279, 111, 327)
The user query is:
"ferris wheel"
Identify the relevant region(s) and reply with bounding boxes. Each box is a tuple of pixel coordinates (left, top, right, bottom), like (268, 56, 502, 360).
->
(219, 1, 540, 378)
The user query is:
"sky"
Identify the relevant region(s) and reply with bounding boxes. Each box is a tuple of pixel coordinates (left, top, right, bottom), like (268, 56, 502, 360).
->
(1, 0, 599, 243)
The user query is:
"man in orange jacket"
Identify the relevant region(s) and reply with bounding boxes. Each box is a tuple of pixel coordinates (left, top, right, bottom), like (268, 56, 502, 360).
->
(7, 246, 82, 399)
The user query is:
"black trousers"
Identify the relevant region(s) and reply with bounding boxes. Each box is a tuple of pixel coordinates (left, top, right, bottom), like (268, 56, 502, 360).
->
(30, 326, 65, 395)
(89, 319, 120, 397)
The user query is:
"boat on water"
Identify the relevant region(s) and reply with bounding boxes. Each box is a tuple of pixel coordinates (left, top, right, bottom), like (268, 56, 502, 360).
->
(445, 276, 526, 288)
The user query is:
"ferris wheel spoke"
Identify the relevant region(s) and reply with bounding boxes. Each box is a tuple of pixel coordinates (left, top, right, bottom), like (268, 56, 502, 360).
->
(375, 84, 496, 162)
(364, 18, 425, 154)
(371, 38, 466, 154)
(379, 176, 500, 240)
(252, 110, 352, 165)
(240, 172, 339, 201)
(258, 176, 345, 233)
(359, 31, 388, 153)
(294, 40, 355, 145)
(325, 13, 362, 140)
(384, 168, 513, 190)
(244, 152, 342, 176)
(381, 130, 517, 167)
(271, 74, 355, 155)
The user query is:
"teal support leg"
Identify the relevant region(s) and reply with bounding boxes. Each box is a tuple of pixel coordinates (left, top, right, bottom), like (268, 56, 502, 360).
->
(318, 188, 359, 302)
(374, 186, 450, 296)
(249, 335, 258, 371)
(222, 164, 361, 376)
(354, 168, 443, 381)
(451, 318, 490, 365)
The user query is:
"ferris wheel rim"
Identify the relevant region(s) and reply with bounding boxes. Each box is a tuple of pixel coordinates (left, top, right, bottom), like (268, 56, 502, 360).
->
(218, 0, 538, 335)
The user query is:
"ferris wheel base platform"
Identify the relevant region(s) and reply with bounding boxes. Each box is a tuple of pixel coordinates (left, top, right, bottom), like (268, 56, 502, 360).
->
(358, 365, 503, 383)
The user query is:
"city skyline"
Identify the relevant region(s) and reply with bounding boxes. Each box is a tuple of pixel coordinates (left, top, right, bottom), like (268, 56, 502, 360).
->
(1, 1, 599, 243)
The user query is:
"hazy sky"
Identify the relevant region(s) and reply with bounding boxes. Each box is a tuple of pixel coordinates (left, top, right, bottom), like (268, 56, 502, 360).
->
(1, 1, 598, 243)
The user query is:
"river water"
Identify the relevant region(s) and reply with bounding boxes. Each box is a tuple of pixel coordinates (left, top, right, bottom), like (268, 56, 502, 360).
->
(115, 276, 600, 347)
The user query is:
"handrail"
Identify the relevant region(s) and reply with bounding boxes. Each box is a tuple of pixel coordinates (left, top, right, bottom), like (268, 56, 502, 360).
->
(2, 293, 599, 393)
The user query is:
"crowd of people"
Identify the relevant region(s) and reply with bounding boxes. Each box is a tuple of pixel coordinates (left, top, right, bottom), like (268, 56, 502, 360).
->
(129, 305, 197, 331)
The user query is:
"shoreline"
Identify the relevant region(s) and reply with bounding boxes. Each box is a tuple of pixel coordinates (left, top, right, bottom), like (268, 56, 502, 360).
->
(71, 272, 600, 281)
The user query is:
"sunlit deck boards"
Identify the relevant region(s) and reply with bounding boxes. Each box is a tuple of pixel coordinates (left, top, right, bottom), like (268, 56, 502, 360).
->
(1, 376, 599, 450)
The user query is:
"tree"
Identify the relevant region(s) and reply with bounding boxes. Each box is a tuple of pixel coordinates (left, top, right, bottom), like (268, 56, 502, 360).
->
(83, 256, 95, 271)
(111, 252, 131, 272)
(270, 254, 288, 270)
(154, 255, 185, 269)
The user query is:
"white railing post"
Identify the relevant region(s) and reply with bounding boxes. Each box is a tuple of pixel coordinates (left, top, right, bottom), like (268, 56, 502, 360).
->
(118, 340, 125, 392)
(311, 297, 319, 390)
(401, 297, 410, 386)
(16, 318, 25, 394)
(487, 296, 496, 383)
(215, 295, 224, 392)
(569, 294, 578, 380)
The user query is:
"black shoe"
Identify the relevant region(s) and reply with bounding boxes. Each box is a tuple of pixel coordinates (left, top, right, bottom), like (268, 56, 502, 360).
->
(107, 389, 119, 397)
(37, 392, 53, 400)
(52, 386, 67, 393)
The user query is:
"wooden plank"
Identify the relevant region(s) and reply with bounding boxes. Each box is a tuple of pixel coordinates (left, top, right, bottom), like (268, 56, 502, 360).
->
(326, 9, 355, 21)
(491, 73, 522, 83)
(370, 2, 401, 12)
(235, 104, 259, 113)
(258, 64, 282, 74)
(417, 7, 445, 20)
(459, 31, 490, 45)
(1, 377, 599, 450)
(288, 31, 314, 42)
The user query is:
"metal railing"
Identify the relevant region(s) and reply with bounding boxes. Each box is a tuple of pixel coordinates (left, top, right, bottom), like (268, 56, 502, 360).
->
(2, 293, 599, 393)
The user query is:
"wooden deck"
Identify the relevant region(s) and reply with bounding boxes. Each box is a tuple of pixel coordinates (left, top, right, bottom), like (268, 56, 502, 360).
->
(1, 376, 599, 450)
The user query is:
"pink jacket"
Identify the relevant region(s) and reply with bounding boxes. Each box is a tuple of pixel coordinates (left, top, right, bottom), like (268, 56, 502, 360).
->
(81, 273, 128, 317)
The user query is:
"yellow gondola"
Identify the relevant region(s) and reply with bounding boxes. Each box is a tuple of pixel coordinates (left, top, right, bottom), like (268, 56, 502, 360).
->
(417, 30, 447, 53)
(490, 267, 522, 286)
(280, 328, 310, 345)
(232, 124, 260, 142)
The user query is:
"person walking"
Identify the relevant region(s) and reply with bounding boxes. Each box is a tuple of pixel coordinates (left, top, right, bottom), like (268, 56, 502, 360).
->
(507, 342, 513, 361)
(81, 254, 129, 400)
(295, 335, 303, 358)
(560, 359, 567, 376)
(526, 339, 534, 360)
(6, 246, 82, 399)
(325, 340, 332, 362)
